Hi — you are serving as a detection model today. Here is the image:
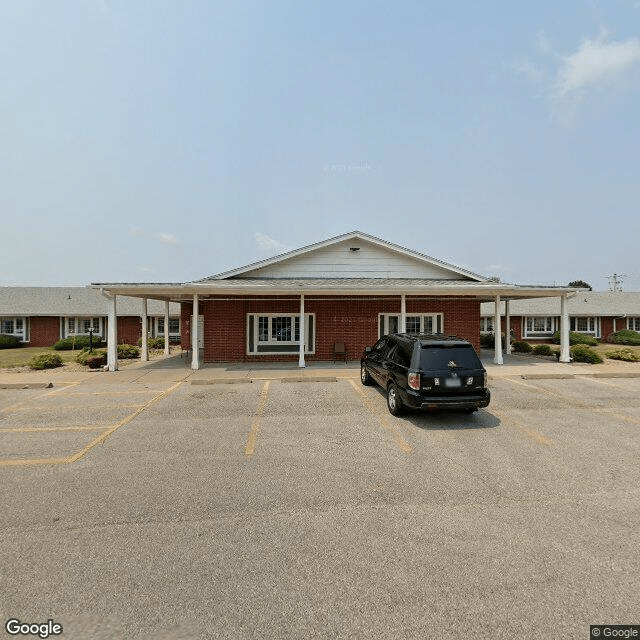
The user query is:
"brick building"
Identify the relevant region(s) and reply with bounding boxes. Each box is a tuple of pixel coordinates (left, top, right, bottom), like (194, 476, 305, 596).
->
(92, 231, 576, 370)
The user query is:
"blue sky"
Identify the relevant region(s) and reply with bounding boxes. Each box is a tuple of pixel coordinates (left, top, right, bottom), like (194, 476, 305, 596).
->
(1, 0, 639, 291)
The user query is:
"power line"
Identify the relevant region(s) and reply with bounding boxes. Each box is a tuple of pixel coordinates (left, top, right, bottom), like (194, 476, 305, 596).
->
(605, 273, 627, 292)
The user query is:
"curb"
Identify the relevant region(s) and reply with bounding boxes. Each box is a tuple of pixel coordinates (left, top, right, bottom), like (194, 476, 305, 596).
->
(0, 382, 53, 389)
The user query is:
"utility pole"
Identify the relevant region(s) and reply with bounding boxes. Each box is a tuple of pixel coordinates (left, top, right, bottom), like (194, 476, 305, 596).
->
(606, 273, 627, 292)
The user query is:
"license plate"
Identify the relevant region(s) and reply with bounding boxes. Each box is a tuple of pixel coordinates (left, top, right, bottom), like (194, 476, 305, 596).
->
(444, 378, 461, 388)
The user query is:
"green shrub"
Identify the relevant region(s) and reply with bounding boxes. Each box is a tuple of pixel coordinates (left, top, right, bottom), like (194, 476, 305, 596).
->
(76, 349, 107, 365)
(0, 334, 22, 349)
(532, 344, 554, 356)
(551, 331, 598, 346)
(608, 330, 640, 346)
(86, 355, 107, 369)
(117, 344, 140, 359)
(29, 353, 63, 370)
(570, 344, 603, 364)
(480, 333, 509, 348)
(512, 341, 533, 353)
(137, 337, 165, 349)
(53, 335, 103, 351)
(605, 348, 640, 362)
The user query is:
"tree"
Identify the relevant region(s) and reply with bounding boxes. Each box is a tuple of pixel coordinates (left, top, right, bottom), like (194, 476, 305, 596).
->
(568, 280, 592, 291)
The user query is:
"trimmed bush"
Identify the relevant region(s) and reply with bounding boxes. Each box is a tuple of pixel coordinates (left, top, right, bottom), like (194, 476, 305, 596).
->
(117, 344, 140, 359)
(608, 330, 640, 346)
(86, 355, 107, 369)
(512, 341, 533, 353)
(76, 349, 107, 365)
(570, 344, 603, 364)
(29, 353, 63, 370)
(551, 331, 598, 346)
(479, 333, 509, 349)
(53, 335, 103, 351)
(0, 334, 22, 349)
(605, 348, 640, 362)
(532, 344, 554, 356)
(137, 337, 165, 350)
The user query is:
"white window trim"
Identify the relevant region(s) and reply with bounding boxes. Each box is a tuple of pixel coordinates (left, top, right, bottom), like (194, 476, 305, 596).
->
(523, 316, 559, 338)
(64, 316, 104, 337)
(626, 317, 640, 332)
(154, 316, 181, 338)
(379, 312, 443, 337)
(246, 313, 315, 355)
(570, 316, 601, 338)
(0, 316, 28, 342)
(480, 316, 494, 334)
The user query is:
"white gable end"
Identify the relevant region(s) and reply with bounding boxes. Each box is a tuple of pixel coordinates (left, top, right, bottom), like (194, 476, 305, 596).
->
(235, 238, 472, 280)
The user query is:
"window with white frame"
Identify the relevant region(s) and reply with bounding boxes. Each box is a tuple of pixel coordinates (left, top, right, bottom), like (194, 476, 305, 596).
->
(64, 317, 102, 337)
(480, 317, 494, 334)
(570, 316, 600, 337)
(379, 313, 443, 338)
(523, 316, 558, 338)
(627, 317, 640, 332)
(0, 316, 28, 341)
(156, 317, 181, 338)
(247, 313, 315, 355)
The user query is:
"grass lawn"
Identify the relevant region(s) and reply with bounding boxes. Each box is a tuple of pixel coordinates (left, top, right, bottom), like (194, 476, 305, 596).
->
(592, 343, 640, 360)
(0, 346, 83, 368)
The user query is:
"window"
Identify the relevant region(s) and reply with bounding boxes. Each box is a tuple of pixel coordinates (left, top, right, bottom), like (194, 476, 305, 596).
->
(0, 316, 28, 341)
(523, 316, 558, 338)
(570, 316, 600, 337)
(157, 317, 181, 336)
(65, 317, 103, 337)
(627, 318, 640, 332)
(247, 314, 315, 355)
(379, 313, 443, 337)
(480, 317, 494, 334)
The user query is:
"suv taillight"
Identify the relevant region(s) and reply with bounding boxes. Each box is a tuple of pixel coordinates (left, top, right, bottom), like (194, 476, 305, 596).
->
(408, 371, 420, 390)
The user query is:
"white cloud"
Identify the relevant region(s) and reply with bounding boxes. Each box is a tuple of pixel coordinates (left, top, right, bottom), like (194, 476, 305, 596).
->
(254, 232, 287, 255)
(513, 59, 546, 83)
(155, 232, 180, 245)
(554, 34, 640, 97)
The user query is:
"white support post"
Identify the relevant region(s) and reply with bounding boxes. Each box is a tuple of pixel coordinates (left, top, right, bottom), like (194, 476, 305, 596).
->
(298, 294, 305, 368)
(400, 294, 406, 334)
(164, 301, 170, 356)
(107, 294, 118, 371)
(505, 299, 511, 355)
(494, 295, 503, 365)
(191, 294, 200, 370)
(141, 298, 149, 362)
(560, 294, 570, 363)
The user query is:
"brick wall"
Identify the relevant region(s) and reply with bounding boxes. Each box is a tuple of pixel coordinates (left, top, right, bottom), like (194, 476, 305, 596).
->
(183, 295, 482, 363)
(116, 316, 143, 345)
(28, 317, 61, 347)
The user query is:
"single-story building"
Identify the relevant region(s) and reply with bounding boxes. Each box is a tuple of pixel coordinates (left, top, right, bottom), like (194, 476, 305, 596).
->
(0, 287, 181, 347)
(480, 292, 640, 342)
(91, 231, 577, 370)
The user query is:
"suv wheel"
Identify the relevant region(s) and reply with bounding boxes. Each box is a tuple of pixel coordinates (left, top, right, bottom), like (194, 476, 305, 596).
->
(361, 364, 372, 386)
(387, 383, 403, 416)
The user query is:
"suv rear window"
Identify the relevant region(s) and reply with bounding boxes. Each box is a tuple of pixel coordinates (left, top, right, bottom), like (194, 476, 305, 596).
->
(420, 345, 482, 370)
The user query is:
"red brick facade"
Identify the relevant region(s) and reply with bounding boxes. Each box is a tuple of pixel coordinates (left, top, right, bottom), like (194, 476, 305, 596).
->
(28, 317, 61, 347)
(181, 296, 481, 363)
(116, 316, 143, 345)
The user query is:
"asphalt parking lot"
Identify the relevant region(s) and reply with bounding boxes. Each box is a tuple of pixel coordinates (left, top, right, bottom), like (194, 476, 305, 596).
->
(1, 366, 639, 639)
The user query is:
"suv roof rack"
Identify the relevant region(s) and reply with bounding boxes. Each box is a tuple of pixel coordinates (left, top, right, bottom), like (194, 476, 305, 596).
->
(394, 333, 467, 342)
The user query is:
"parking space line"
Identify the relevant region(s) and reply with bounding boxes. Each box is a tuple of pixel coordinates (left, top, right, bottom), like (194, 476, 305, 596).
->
(347, 379, 412, 454)
(245, 380, 271, 457)
(0, 382, 81, 415)
(490, 408, 553, 446)
(504, 377, 589, 408)
(7, 403, 145, 412)
(59, 391, 163, 396)
(0, 379, 188, 467)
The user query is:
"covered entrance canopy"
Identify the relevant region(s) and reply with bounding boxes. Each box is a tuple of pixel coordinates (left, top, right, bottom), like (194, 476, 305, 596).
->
(91, 231, 576, 370)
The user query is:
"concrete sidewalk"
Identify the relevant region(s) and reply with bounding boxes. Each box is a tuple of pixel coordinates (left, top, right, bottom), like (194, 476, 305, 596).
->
(1, 351, 639, 387)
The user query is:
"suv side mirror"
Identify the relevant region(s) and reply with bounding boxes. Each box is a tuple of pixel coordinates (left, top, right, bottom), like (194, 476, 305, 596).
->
(364, 346, 372, 354)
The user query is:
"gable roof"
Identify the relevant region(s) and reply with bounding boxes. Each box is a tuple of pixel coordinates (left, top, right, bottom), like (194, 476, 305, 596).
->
(198, 231, 488, 282)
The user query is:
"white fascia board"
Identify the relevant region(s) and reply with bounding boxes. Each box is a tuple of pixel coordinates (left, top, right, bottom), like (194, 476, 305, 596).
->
(200, 231, 488, 282)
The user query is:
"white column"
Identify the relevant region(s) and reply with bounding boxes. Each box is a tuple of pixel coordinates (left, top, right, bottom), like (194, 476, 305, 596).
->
(141, 298, 149, 362)
(560, 293, 570, 363)
(400, 294, 406, 333)
(191, 294, 200, 370)
(505, 299, 511, 355)
(494, 295, 503, 365)
(298, 294, 305, 368)
(107, 294, 118, 371)
(164, 301, 170, 356)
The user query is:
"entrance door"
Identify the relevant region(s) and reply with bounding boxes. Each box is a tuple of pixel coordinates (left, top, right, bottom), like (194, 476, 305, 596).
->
(379, 314, 399, 338)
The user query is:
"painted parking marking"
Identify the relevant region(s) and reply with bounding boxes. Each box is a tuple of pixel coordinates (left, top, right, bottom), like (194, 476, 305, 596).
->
(0, 379, 187, 467)
(7, 403, 145, 411)
(490, 408, 553, 446)
(347, 379, 412, 454)
(0, 382, 81, 415)
(244, 380, 271, 457)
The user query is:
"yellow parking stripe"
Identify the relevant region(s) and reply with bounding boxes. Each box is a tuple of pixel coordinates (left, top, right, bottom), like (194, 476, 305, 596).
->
(245, 380, 271, 457)
(348, 379, 412, 454)
(490, 408, 553, 446)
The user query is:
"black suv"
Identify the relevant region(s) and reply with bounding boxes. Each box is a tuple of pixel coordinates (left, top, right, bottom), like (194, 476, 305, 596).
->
(360, 334, 490, 416)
